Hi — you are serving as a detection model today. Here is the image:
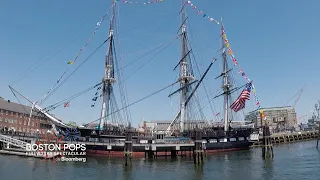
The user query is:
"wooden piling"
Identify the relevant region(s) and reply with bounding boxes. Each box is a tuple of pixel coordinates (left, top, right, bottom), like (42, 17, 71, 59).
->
(124, 123, 133, 166)
(193, 127, 204, 164)
(260, 110, 274, 159)
(317, 125, 320, 149)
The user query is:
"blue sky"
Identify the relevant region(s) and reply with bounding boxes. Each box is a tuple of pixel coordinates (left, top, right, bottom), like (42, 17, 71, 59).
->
(1, 0, 319, 127)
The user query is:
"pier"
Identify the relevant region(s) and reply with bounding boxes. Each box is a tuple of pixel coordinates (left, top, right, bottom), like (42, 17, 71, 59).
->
(251, 131, 319, 147)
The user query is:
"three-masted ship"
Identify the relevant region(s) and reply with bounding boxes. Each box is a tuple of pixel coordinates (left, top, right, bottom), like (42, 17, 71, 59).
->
(75, 0, 254, 155)
(10, 0, 255, 156)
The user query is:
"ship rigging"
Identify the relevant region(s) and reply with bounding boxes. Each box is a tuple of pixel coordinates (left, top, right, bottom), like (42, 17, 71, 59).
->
(7, 0, 257, 153)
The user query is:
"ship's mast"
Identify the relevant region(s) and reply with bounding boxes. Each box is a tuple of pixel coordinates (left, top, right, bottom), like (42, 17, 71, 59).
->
(179, 0, 193, 133)
(221, 25, 232, 132)
(99, 2, 116, 133)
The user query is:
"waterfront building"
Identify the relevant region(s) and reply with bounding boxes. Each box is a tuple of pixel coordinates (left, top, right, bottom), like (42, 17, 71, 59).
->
(245, 106, 297, 132)
(0, 98, 53, 134)
(140, 120, 210, 136)
(144, 120, 209, 131)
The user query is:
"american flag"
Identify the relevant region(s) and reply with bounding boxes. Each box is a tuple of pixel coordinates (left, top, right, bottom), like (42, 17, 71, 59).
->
(230, 82, 252, 112)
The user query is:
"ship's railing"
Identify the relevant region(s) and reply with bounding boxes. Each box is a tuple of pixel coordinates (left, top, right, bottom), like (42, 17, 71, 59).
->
(1, 130, 195, 145)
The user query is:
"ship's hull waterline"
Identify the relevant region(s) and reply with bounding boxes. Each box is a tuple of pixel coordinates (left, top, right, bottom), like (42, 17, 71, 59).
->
(84, 140, 252, 157)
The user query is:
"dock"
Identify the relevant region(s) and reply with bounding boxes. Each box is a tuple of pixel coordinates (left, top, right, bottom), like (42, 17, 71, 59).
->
(251, 131, 319, 147)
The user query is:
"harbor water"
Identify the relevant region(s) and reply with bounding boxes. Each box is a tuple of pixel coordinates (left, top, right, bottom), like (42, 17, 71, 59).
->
(0, 141, 319, 180)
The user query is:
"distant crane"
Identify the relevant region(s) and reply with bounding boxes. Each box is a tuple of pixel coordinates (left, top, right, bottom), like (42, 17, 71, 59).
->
(283, 85, 306, 109)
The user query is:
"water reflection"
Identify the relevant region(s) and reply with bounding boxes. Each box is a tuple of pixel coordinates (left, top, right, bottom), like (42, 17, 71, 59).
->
(1, 141, 320, 180)
(194, 164, 204, 180)
(123, 165, 133, 180)
(262, 159, 274, 180)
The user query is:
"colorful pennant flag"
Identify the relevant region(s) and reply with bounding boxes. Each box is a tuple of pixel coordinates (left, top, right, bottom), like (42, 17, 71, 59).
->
(36, 13, 109, 107)
(185, 1, 219, 25)
(221, 26, 262, 111)
(114, 0, 219, 26)
(68, 13, 108, 65)
(114, 0, 163, 5)
(91, 86, 102, 107)
(64, 102, 70, 108)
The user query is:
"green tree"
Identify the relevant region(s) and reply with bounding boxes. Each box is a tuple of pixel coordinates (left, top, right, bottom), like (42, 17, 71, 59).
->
(66, 121, 78, 128)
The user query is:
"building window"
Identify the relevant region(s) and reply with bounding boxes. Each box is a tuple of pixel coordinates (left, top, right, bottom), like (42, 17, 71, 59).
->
(273, 118, 276, 123)
(6, 111, 8, 115)
(36, 123, 38, 127)
(11, 112, 13, 116)
(15, 113, 18, 117)
(20, 114, 22, 118)
(24, 121, 26, 125)
(32, 122, 34, 126)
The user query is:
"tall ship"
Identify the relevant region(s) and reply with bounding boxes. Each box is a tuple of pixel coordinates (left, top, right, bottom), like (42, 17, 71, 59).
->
(7, 0, 256, 156)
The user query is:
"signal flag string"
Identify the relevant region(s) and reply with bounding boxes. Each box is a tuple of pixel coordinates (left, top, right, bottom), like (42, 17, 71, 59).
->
(113, 0, 219, 25)
(37, 13, 109, 105)
(221, 26, 264, 115)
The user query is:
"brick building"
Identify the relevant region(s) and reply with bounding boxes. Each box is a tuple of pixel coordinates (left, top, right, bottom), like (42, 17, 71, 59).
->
(0, 98, 52, 134)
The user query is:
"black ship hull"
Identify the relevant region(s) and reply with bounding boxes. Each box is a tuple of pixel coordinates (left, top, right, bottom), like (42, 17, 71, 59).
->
(73, 127, 253, 157)
(84, 140, 252, 157)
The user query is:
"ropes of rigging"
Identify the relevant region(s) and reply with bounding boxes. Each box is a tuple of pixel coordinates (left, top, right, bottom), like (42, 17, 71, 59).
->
(42, 38, 110, 103)
(10, 15, 108, 86)
(38, 12, 110, 105)
(83, 80, 180, 126)
(113, 4, 132, 124)
(186, 21, 220, 121)
(9, 86, 31, 115)
(114, 34, 180, 75)
(193, 81, 250, 121)
(226, 54, 250, 120)
(33, 21, 179, 113)
(114, 30, 132, 124)
(44, 82, 103, 112)
(110, 10, 179, 125)
(119, 13, 178, 59)
(119, 35, 180, 85)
